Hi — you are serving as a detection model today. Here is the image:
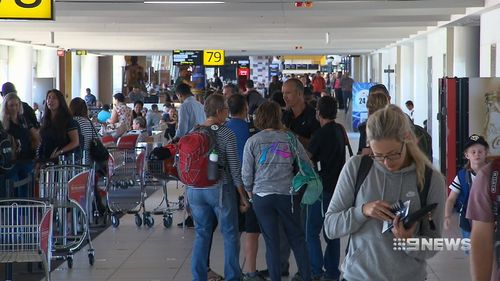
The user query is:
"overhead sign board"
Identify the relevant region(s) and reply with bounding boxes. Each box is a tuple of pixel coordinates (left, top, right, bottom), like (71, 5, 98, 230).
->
(173, 50, 203, 66)
(75, 50, 88, 56)
(203, 50, 224, 66)
(0, 0, 53, 20)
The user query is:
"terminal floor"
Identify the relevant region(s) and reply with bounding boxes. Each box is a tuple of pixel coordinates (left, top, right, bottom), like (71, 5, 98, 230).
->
(40, 181, 470, 281)
(4, 110, 469, 281)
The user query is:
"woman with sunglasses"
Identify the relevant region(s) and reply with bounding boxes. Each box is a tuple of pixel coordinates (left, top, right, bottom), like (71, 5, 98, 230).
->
(324, 105, 445, 281)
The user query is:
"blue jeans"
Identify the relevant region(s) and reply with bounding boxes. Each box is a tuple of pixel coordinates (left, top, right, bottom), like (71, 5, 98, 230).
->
(253, 194, 311, 281)
(305, 192, 340, 279)
(6, 162, 34, 198)
(461, 229, 471, 255)
(187, 184, 241, 281)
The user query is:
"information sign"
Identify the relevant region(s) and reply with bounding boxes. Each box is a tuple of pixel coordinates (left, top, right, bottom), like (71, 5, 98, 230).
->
(203, 50, 224, 66)
(0, 0, 53, 20)
(173, 50, 203, 66)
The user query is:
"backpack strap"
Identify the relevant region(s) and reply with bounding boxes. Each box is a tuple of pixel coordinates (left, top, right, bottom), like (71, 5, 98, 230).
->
(339, 123, 354, 157)
(419, 166, 433, 207)
(353, 155, 373, 200)
(346, 155, 373, 255)
(417, 165, 435, 233)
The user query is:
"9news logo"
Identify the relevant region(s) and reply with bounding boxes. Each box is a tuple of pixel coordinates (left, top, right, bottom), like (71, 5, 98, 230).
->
(393, 238, 471, 252)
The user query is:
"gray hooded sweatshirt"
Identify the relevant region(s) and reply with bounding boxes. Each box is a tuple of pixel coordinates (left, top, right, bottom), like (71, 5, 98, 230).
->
(324, 155, 445, 281)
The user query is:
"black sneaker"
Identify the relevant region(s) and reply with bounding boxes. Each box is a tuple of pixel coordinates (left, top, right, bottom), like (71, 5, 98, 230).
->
(291, 273, 302, 281)
(257, 269, 289, 278)
(177, 216, 194, 228)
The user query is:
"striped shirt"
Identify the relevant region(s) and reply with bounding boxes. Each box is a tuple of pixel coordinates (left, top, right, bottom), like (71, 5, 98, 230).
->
(74, 116, 95, 165)
(449, 173, 476, 194)
(215, 125, 243, 187)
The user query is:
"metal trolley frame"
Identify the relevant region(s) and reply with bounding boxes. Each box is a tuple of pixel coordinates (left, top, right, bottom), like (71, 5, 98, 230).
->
(145, 143, 185, 228)
(105, 134, 152, 228)
(38, 164, 95, 268)
(0, 199, 53, 281)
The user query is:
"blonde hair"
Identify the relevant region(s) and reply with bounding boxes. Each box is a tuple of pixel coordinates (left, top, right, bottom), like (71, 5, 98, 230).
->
(366, 92, 389, 115)
(367, 104, 432, 189)
(0, 93, 24, 131)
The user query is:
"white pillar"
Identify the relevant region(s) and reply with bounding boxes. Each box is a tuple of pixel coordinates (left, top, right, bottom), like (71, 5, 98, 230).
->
(452, 26, 480, 77)
(360, 55, 368, 82)
(36, 49, 57, 78)
(71, 53, 81, 99)
(113, 55, 125, 94)
(412, 38, 428, 126)
(351, 56, 361, 82)
(400, 44, 414, 106)
(8, 45, 33, 105)
(81, 55, 99, 100)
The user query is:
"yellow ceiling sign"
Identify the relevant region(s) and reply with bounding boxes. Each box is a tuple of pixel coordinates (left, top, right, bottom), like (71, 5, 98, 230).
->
(283, 55, 326, 65)
(203, 50, 225, 66)
(0, 0, 53, 20)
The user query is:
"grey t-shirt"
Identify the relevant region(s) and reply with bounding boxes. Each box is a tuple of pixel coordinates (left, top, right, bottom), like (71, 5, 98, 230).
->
(241, 130, 309, 195)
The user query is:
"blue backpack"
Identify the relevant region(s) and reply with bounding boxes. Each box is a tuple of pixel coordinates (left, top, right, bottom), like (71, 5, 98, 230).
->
(455, 169, 472, 232)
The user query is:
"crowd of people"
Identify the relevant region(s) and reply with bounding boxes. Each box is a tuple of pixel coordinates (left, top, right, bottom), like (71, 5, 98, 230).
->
(0, 81, 176, 197)
(1, 69, 498, 281)
(169, 75, 451, 281)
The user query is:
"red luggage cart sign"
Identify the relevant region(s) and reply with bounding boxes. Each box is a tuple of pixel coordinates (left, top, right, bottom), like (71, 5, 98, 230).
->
(68, 171, 90, 209)
(40, 209, 52, 256)
(117, 134, 139, 149)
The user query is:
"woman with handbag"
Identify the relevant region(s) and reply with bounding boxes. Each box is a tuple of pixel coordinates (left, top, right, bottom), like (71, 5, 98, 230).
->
(70, 97, 94, 165)
(0, 93, 40, 197)
(241, 101, 312, 281)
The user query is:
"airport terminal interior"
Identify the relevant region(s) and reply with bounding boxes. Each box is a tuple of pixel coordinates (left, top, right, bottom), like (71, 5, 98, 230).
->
(1, 0, 500, 280)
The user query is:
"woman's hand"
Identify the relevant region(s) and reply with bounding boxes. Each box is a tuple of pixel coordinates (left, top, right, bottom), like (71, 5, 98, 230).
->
(392, 215, 417, 239)
(362, 200, 396, 221)
(50, 148, 63, 159)
(239, 195, 250, 213)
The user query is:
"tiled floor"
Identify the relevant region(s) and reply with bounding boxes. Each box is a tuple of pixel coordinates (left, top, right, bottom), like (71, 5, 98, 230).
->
(43, 111, 471, 281)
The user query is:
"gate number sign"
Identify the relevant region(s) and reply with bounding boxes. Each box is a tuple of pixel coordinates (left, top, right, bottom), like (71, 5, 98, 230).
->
(203, 50, 225, 66)
(0, 0, 53, 20)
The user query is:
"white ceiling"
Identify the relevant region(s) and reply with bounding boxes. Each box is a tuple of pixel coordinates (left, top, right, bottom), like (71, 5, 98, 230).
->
(0, 0, 485, 55)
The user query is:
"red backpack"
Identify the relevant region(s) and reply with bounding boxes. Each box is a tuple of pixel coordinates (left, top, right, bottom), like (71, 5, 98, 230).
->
(176, 125, 220, 187)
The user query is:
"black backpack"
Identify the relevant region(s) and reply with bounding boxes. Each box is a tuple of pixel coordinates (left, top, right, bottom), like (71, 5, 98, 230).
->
(412, 123, 432, 161)
(0, 123, 14, 172)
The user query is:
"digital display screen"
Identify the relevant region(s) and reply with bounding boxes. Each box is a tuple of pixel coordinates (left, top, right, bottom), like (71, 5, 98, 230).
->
(173, 50, 203, 66)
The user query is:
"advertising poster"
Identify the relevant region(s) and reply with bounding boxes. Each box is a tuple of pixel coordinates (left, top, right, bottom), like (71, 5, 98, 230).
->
(191, 65, 206, 95)
(352, 82, 374, 132)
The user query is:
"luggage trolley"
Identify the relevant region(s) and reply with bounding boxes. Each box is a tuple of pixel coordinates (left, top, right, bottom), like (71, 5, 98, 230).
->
(146, 143, 184, 228)
(106, 134, 152, 228)
(0, 199, 53, 281)
(38, 164, 95, 268)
